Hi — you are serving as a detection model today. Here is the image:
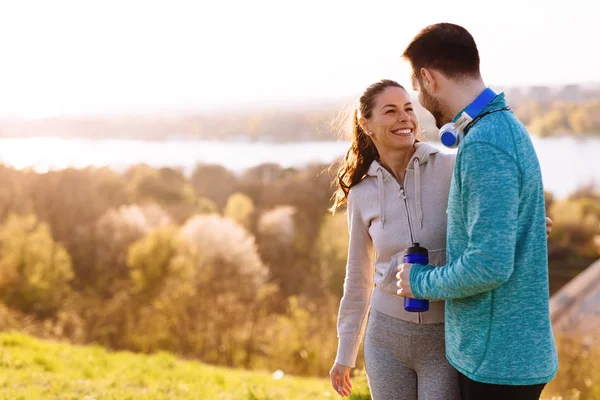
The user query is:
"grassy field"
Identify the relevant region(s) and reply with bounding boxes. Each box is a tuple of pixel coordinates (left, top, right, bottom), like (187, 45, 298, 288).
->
(4, 330, 596, 400)
(0, 332, 371, 400)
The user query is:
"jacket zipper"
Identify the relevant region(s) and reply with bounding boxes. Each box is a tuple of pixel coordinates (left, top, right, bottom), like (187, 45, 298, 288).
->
(398, 184, 415, 244)
(399, 171, 423, 324)
(382, 167, 416, 242)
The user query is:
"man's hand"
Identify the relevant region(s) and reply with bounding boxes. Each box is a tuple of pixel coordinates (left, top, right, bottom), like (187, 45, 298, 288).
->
(546, 217, 553, 237)
(396, 263, 414, 298)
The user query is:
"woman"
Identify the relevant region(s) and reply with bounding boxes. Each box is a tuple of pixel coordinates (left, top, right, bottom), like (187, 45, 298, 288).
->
(328, 79, 551, 399)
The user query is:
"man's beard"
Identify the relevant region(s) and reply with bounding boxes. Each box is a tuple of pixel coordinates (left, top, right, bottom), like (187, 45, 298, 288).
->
(421, 88, 448, 129)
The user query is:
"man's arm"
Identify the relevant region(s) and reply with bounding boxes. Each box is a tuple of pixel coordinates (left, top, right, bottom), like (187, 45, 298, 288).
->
(408, 142, 520, 300)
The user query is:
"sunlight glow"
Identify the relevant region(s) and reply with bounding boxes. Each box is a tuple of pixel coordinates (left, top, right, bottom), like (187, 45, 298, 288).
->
(0, 0, 596, 117)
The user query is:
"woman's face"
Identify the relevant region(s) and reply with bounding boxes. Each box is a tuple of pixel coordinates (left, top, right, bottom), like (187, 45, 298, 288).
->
(362, 86, 418, 152)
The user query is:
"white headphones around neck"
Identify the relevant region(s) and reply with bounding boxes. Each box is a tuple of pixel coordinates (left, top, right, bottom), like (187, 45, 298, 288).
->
(439, 88, 503, 148)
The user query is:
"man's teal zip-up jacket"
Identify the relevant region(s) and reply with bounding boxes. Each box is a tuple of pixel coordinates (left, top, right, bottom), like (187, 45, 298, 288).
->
(410, 92, 559, 385)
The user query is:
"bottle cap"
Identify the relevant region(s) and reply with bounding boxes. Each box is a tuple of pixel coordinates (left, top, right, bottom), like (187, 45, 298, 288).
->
(405, 242, 428, 255)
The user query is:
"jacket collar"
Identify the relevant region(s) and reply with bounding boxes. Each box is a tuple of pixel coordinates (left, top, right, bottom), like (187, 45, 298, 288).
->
(366, 141, 439, 178)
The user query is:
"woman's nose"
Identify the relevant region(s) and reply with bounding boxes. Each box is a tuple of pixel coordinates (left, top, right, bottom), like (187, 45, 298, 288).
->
(398, 111, 409, 122)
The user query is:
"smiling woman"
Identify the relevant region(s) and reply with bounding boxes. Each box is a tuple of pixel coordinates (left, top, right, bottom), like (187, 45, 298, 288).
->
(360, 86, 420, 151)
(330, 79, 419, 211)
(328, 79, 460, 399)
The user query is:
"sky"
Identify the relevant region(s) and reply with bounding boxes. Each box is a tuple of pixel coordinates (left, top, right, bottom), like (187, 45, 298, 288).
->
(0, 0, 597, 117)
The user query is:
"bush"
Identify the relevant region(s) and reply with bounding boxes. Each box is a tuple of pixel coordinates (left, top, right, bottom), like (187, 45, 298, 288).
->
(127, 226, 196, 299)
(543, 334, 600, 400)
(224, 192, 255, 230)
(547, 192, 600, 293)
(180, 214, 267, 295)
(0, 214, 74, 317)
(315, 211, 349, 297)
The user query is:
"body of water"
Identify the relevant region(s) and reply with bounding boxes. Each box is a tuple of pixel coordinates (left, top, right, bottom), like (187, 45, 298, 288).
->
(1, 136, 598, 199)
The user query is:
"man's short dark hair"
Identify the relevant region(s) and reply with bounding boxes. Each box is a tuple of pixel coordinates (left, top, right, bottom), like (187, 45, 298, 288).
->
(403, 23, 481, 80)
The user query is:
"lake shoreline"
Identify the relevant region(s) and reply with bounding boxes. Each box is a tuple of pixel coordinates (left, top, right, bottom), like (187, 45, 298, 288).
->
(0, 136, 598, 200)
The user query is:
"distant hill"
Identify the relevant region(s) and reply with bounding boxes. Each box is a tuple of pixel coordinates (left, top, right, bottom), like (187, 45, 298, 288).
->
(0, 83, 598, 142)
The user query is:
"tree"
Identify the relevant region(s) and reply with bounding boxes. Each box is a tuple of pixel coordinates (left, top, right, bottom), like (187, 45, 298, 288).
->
(31, 168, 128, 290)
(224, 192, 255, 230)
(180, 214, 267, 295)
(547, 192, 600, 294)
(0, 214, 73, 317)
(529, 109, 566, 136)
(314, 211, 349, 298)
(88, 203, 173, 297)
(256, 205, 299, 298)
(126, 165, 195, 204)
(567, 106, 594, 134)
(125, 164, 215, 223)
(179, 214, 271, 365)
(117, 226, 197, 352)
(190, 164, 238, 209)
(127, 226, 196, 299)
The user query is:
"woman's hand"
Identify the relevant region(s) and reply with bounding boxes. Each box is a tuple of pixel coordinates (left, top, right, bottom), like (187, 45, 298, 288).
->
(329, 362, 353, 397)
(546, 217, 553, 237)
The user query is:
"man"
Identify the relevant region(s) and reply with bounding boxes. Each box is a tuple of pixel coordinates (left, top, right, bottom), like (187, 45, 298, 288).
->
(396, 23, 558, 400)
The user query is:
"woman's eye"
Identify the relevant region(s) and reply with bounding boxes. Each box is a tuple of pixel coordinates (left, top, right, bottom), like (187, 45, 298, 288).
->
(386, 109, 395, 114)
(405, 107, 414, 112)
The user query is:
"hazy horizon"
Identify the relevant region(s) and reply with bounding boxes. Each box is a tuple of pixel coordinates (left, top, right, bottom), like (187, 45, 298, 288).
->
(0, 81, 597, 121)
(0, 0, 598, 118)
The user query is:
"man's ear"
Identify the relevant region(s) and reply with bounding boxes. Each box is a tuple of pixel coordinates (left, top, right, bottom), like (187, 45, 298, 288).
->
(420, 67, 437, 93)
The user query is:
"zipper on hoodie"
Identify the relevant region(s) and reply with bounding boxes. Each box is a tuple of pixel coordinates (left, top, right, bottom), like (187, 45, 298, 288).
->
(399, 171, 423, 325)
(398, 181, 416, 245)
(383, 163, 423, 324)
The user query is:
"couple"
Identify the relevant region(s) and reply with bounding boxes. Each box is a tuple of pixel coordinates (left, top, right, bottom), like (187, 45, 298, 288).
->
(329, 23, 559, 400)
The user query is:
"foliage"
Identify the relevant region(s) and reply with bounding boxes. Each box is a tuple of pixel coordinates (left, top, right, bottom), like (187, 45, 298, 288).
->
(224, 192, 255, 230)
(542, 334, 600, 400)
(547, 187, 600, 293)
(0, 214, 73, 317)
(0, 159, 596, 395)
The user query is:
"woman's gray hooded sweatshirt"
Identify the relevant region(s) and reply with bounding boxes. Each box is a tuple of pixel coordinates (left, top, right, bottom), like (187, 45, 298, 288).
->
(335, 142, 455, 368)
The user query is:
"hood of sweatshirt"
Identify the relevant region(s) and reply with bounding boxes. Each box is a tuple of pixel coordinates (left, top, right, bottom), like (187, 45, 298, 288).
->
(366, 142, 440, 229)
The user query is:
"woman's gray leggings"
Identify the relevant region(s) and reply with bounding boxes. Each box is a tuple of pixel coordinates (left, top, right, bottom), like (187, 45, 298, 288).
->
(364, 309, 460, 400)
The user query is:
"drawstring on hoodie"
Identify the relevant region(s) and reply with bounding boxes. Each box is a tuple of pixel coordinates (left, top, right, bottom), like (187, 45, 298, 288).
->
(376, 159, 423, 230)
(376, 167, 386, 228)
(371, 144, 429, 231)
(414, 158, 423, 228)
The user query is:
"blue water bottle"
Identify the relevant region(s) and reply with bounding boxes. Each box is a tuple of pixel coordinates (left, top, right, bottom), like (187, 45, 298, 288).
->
(403, 243, 429, 312)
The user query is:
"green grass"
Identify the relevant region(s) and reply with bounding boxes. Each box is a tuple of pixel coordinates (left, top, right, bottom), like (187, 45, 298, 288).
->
(0, 332, 371, 399)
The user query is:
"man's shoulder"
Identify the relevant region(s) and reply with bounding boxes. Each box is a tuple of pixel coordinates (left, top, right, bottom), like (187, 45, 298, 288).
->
(462, 111, 526, 157)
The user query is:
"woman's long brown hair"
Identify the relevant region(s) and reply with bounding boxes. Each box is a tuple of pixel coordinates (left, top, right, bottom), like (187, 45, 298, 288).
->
(330, 79, 406, 212)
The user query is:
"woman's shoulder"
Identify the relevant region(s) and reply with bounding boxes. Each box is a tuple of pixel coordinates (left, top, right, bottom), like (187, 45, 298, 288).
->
(348, 177, 373, 201)
(431, 150, 457, 166)
(419, 143, 456, 169)
(347, 175, 380, 213)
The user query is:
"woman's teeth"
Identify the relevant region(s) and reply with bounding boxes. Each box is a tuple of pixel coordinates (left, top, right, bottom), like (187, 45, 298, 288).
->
(392, 129, 413, 135)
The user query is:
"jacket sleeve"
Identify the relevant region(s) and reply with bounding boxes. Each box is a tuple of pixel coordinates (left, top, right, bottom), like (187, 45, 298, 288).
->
(335, 190, 374, 367)
(410, 142, 520, 300)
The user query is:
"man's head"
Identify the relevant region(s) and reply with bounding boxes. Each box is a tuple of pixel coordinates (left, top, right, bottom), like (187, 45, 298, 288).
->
(402, 23, 482, 128)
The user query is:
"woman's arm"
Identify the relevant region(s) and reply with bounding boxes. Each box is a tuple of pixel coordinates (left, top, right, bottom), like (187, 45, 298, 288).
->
(334, 190, 374, 368)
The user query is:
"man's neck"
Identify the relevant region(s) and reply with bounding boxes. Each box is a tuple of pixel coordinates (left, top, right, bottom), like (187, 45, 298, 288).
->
(445, 78, 487, 119)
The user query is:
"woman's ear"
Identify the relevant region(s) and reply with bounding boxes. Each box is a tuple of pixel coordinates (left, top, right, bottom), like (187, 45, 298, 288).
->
(359, 117, 372, 136)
